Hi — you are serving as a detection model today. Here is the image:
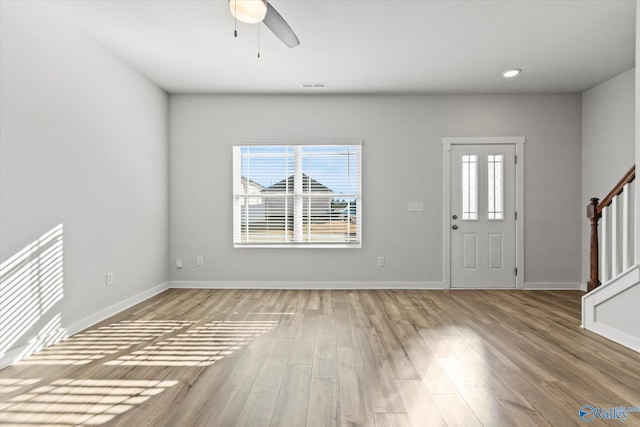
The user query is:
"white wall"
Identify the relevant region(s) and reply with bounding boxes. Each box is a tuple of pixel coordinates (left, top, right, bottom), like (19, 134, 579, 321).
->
(0, 2, 169, 365)
(581, 69, 636, 285)
(169, 94, 582, 288)
(636, 0, 640, 265)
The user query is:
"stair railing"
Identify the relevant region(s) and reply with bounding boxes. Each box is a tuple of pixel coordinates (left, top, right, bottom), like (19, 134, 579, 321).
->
(587, 165, 635, 291)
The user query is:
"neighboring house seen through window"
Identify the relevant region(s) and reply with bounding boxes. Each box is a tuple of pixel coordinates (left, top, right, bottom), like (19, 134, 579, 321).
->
(233, 142, 362, 247)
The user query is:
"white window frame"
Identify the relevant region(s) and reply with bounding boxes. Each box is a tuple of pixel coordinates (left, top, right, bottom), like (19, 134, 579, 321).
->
(233, 140, 362, 248)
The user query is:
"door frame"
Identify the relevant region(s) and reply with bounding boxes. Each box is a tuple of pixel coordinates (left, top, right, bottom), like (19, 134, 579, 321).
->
(442, 137, 526, 289)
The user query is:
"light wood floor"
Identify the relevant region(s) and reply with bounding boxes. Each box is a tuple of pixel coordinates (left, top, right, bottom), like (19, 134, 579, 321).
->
(1, 289, 639, 426)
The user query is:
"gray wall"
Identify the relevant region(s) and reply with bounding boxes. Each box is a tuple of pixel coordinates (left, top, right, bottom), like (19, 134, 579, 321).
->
(169, 94, 582, 287)
(581, 69, 636, 284)
(0, 3, 169, 361)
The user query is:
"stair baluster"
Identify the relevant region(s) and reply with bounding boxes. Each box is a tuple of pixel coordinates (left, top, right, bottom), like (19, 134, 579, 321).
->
(587, 165, 635, 291)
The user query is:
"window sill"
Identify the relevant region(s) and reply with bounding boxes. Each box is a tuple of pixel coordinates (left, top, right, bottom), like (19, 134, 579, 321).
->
(234, 243, 361, 249)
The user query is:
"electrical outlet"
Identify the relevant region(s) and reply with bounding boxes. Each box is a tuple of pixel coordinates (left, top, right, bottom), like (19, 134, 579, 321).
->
(377, 256, 385, 267)
(106, 272, 114, 286)
(176, 258, 183, 269)
(197, 256, 204, 266)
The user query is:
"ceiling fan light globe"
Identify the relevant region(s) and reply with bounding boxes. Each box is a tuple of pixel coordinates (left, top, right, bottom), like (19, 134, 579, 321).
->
(229, 0, 267, 24)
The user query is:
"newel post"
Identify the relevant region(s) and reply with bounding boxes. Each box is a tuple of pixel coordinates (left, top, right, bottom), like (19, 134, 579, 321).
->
(587, 197, 601, 291)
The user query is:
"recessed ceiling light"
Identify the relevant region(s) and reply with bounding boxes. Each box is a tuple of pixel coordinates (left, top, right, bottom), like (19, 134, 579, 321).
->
(502, 68, 522, 78)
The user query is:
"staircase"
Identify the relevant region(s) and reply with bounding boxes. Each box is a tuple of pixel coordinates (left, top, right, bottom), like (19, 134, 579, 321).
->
(582, 165, 640, 352)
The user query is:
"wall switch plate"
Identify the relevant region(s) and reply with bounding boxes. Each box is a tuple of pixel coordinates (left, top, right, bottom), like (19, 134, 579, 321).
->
(176, 258, 183, 269)
(408, 202, 424, 212)
(377, 256, 385, 267)
(106, 272, 114, 286)
(196, 256, 204, 266)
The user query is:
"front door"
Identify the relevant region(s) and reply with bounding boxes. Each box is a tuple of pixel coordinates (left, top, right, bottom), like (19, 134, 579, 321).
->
(450, 144, 516, 288)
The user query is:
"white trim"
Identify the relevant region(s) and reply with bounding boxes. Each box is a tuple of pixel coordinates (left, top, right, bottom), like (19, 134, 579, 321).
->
(232, 139, 363, 147)
(234, 243, 362, 249)
(582, 265, 640, 353)
(442, 136, 526, 289)
(0, 282, 170, 369)
(589, 265, 639, 305)
(584, 322, 640, 353)
(523, 282, 582, 290)
(442, 136, 525, 147)
(65, 282, 170, 336)
(171, 281, 585, 291)
(1, 343, 32, 370)
(442, 143, 452, 288)
(169, 281, 445, 290)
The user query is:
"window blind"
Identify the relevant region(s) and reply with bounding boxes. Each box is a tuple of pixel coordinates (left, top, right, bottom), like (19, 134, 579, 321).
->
(233, 143, 362, 247)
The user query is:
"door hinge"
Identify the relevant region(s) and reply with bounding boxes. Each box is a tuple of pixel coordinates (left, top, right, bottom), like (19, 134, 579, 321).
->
(515, 267, 518, 276)
(515, 154, 518, 164)
(515, 211, 518, 220)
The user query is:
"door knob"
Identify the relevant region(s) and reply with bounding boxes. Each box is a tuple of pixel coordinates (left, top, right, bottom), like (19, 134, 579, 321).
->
(452, 225, 458, 230)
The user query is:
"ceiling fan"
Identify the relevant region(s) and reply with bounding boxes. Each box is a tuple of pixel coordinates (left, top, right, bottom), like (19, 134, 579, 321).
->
(229, 0, 300, 48)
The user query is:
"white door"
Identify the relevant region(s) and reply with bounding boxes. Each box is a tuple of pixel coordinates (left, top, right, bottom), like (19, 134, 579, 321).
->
(450, 144, 516, 288)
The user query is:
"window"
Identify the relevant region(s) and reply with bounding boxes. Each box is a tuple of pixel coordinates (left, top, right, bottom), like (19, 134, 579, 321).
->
(487, 154, 504, 220)
(461, 154, 478, 220)
(233, 142, 362, 247)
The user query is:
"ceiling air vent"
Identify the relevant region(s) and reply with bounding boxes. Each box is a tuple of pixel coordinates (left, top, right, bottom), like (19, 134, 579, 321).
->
(300, 82, 327, 89)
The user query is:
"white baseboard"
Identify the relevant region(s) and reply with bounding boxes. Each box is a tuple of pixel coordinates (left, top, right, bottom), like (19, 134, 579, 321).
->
(65, 281, 170, 336)
(0, 282, 170, 369)
(170, 281, 586, 291)
(1, 342, 32, 370)
(169, 281, 445, 290)
(583, 321, 640, 353)
(523, 282, 583, 290)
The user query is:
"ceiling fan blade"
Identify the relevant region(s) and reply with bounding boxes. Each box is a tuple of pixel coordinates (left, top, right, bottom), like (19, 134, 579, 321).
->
(263, 2, 300, 48)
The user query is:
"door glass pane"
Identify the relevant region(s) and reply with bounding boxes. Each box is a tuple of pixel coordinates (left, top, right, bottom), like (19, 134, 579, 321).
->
(462, 155, 477, 220)
(487, 154, 504, 220)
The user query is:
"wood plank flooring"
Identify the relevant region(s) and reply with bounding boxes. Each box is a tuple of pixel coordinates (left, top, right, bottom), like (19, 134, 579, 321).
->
(1, 289, 639, 426)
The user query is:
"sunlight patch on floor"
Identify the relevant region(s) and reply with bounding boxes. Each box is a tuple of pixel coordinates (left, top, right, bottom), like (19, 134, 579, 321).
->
(0, 379, 178, 426)
(105, 320, 279, 367)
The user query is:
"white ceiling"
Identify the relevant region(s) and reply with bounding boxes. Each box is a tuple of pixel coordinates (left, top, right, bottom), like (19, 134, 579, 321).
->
(51, 0, 636, 95)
